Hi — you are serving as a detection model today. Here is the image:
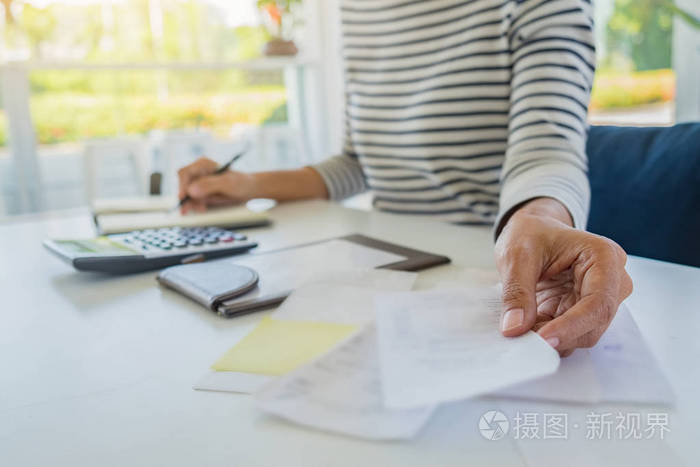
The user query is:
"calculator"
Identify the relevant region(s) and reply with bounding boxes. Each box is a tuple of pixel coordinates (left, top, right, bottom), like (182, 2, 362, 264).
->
(44, 226, 258, 274)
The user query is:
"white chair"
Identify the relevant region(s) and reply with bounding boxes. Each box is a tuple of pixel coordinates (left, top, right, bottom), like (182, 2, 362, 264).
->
(148, 129, 215, 196)
(82, 136, 150, 204)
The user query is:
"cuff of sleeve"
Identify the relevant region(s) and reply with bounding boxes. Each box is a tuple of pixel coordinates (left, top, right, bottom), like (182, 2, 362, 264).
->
(311, 155, 367, 201)
(495, 164, 590, 238)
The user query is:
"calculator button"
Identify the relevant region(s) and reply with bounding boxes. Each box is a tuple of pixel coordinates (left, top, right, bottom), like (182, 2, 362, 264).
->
(188, 238, 203, 246)
(205, 237, 219, 244)
(234, 233, 247, 241)
(220, 235, 234, 242)
(173, 241, 187, 248)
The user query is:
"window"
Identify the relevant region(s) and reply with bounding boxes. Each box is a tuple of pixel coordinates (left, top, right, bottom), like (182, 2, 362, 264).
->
(590, 0, 699, 126)
(1, 0, 310, 216)
(1, 0, 697, 217)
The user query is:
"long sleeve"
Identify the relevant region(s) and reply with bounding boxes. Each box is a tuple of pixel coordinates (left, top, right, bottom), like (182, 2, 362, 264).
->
(496, 0, 596, 231)
(311, 102, 367, 200)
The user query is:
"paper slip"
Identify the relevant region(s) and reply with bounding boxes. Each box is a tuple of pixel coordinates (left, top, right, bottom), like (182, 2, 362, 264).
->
(588, 305, 674, 404)
(375, 288, 560, 409)
(490, 347, 601, 403)
(489, 305, 674, 405)
(235, 240, 407, 278)
(211, 317, 357, 375)
(418, 267, 501, 291)
(195, 371, 273, 394)
(256, 326, 436, 440)
(271, 269, 417, 325)
(302, 268, 418, 291)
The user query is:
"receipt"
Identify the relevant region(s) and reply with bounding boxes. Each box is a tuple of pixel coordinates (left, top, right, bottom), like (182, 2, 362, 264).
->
(255, 326, 435, 440)
(271, 269, 417, 325)
(375, 288, 560, 409)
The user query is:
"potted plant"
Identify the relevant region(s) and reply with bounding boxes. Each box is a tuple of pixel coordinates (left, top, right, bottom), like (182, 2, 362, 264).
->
(258, 0, 301, 56)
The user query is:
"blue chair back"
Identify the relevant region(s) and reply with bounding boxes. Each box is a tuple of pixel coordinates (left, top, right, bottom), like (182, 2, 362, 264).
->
(587, 124, 700, 268)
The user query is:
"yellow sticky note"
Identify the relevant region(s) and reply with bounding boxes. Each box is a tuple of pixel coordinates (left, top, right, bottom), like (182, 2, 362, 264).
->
(211, 317, 357, 375)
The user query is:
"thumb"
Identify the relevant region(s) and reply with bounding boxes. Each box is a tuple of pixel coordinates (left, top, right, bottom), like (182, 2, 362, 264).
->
(498, 255, 540, 337)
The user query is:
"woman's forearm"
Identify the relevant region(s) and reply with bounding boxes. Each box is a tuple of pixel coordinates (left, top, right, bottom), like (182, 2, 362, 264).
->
(249, 167, 329, 201)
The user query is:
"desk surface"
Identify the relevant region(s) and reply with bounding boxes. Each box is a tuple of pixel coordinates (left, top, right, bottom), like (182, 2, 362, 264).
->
(1, 201, 698, 467)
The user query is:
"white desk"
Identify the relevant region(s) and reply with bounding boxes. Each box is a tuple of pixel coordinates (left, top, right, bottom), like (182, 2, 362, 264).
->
(1, 201, 698, 466)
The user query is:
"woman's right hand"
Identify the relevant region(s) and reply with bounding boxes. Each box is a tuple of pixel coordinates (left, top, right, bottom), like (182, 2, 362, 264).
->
(177, 157, 257, 213)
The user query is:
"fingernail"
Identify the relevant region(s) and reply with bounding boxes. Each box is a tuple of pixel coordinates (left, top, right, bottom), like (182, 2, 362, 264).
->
(545, 337, 560, 349)
(502, 308, 524, 332)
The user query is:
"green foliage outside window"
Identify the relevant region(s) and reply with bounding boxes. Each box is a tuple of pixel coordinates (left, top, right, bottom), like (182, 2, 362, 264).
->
(0, 1, 285, 147)
(604, 0, 699, 71)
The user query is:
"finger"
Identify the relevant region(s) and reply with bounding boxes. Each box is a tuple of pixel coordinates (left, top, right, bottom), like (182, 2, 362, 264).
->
(536, 285, 571, 317)
(532, 312, 553, 332)
(557, 324, 610, 354)
(537, 294, 562, 317)
(559, 349, 575, 358)
(177, 158, 218, 199)
(537, 237, 625, 350)
(497, 246, 542, 337)
(536, 270, 573, 291)
(574, 326, 608, 349)
(622, 271, 634, 298)
(205, 194, 237, 207)
(554, 291, 577, 318)
(182, 199, 207, 214)
(536, 284, 572, 304)
(537, 276, 618, 351)
(193, 202, 207, 213)
(186, 174, 232, 200)
(181, 191, 236, 215)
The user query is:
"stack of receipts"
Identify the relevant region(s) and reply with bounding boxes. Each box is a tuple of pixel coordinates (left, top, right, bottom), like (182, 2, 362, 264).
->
(254, 284, 559, 440)
(196, 268, 674, 441)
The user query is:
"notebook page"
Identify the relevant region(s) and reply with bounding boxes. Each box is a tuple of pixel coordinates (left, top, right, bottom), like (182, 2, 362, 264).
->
(97, 205, 269, 234)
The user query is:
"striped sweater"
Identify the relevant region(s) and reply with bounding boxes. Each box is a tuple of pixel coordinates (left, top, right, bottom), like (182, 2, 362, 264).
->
(313, 0, 595, 230)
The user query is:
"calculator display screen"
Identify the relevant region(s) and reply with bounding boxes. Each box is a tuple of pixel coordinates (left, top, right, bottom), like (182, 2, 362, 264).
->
(54, 238, 137, 256)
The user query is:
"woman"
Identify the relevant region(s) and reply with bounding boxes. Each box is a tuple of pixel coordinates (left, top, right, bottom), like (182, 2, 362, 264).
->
(178, 0, 632, 357)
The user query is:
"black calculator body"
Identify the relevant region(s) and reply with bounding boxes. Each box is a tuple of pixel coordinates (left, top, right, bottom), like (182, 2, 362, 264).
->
(44, 226, 257, 274)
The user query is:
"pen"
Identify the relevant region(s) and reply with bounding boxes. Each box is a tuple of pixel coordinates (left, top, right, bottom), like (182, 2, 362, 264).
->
(175, 145, 249, 211)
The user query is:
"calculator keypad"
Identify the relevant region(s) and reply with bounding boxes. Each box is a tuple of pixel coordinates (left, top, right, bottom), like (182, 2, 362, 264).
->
(113, 227, 248, 254)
